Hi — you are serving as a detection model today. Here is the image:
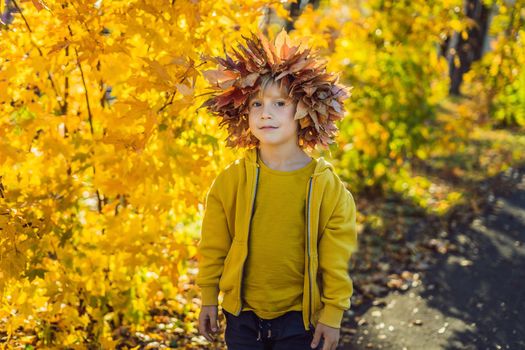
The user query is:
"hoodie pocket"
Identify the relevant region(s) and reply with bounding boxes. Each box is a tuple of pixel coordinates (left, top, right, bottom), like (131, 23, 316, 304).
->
(219, 240, 244, 293)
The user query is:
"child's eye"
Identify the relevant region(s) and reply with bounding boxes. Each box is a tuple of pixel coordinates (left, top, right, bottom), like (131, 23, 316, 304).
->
(250, 100, 286, 108)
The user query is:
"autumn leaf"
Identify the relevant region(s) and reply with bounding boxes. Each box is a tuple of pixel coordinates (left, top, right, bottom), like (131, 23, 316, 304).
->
(31, 0, 50, 11)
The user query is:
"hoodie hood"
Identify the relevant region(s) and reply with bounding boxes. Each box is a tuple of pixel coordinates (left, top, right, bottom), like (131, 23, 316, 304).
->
(243, 148, 335, 177)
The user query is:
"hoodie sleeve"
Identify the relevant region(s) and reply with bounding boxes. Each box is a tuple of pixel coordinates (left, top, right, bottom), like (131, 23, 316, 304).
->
(195, 172, 232, 306)
(317, 179, 358, 328)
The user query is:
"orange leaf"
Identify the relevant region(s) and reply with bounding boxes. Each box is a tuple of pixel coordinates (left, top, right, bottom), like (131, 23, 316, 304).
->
(202, 69, 238, 86)
(31, 0, 50, 11)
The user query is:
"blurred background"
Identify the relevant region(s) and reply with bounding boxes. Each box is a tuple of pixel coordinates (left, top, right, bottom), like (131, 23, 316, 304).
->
(1, 0, 524, 348)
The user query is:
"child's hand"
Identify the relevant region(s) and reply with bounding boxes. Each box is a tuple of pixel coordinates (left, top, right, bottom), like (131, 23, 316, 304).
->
(310, 322, 340, 350)
(198, 305, 220, 342)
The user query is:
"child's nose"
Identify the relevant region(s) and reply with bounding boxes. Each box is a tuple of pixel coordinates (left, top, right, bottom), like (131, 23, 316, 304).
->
(262, 106, 273, 119)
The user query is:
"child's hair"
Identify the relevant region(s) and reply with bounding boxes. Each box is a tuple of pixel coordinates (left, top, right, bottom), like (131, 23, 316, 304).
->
(199, 29, 352, 150)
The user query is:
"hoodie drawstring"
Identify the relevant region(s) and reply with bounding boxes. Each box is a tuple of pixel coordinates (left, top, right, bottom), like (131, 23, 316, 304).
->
(256, 316, 272, 341)
(256, 318, 262, 341)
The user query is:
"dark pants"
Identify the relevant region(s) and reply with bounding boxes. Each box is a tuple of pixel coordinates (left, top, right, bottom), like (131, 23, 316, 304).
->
(223, 309, 323, 350)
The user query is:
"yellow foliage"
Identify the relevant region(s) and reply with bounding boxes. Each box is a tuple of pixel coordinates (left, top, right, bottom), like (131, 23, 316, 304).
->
(1, 0, 516, 347)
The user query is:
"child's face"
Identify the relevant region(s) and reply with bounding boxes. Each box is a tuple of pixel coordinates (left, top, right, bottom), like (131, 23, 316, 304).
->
(247, 81, 299, 149)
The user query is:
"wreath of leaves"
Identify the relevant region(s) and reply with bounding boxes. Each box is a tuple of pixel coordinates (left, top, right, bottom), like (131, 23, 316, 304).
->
(200, 29, 352, 149)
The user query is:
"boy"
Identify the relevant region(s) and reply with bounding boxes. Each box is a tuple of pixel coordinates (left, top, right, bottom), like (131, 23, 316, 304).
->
(196, 29, 358, 350)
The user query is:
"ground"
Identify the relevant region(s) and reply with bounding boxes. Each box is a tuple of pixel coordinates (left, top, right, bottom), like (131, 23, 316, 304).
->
(341, 164, 525, 350)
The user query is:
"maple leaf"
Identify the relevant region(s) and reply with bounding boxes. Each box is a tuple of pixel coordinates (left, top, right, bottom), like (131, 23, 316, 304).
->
(31, 0, 50, 11)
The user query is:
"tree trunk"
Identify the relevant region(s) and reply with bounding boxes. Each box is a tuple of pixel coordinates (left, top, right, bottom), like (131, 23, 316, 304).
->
(448, 0, 491, 96)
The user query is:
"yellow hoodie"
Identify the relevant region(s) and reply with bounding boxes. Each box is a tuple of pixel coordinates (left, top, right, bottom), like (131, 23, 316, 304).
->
(196, 148, 358, 330)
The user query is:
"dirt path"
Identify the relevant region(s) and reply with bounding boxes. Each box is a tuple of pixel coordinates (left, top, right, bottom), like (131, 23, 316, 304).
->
(341, 165, 525, 350)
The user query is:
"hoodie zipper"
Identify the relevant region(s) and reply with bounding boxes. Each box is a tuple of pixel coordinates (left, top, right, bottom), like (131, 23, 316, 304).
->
(306, 175, 314, 330)
(236, 162, 260, 315)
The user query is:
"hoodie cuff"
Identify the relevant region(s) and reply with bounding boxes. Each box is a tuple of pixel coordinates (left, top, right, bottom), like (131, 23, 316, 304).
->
(200, 286, 219, 306)
(317, 304, 345, 329)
